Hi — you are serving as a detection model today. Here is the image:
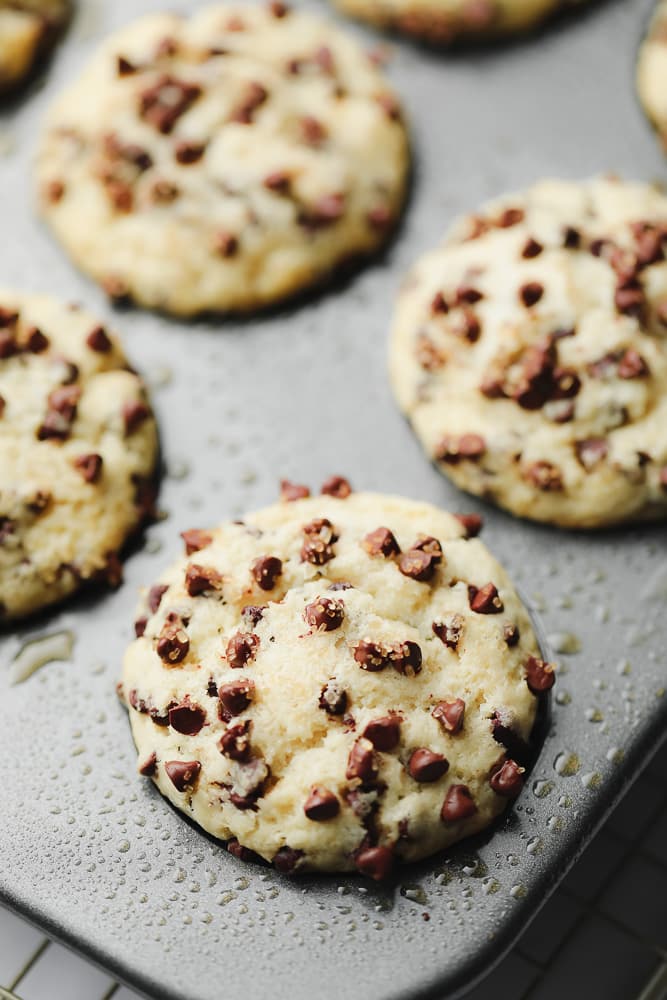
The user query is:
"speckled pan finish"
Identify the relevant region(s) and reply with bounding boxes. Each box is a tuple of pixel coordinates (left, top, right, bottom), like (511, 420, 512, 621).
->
(0, 1, 665, 999)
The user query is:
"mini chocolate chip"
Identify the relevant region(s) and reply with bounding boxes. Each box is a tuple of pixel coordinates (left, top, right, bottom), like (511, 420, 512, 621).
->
(73, 453, 103, 483)
(86, 325, 112, 353)
(280, 479, 310, 501)
(226, 839, 261, 863)
(519, 282, 544, 307)
(242, 605, 265, 628)
(389, 640, 422, 676)
(354, 845, 394, 880)
(226, 632, 260, 668)
(300, 115, 327, 145)
(175, 140, 206, 164)
(441, 784, 477, 822)
(25, 327, 49, 352)
(304, 786, 340, 821)
(319, 680, 347, 715)
(525, 655, 555, 694)
(0, 307, 18, 329)
(102, 276, 130, 303)
(0, 328, 16, 359)
(328, 581, 353, 591)
(617, 349, 649, 379)
(436, 433, 486, 464)
(148, 584, 168, 613)
(490, 758, 525, 797)
(107, 180, 133, 213)
(164, 760, 201, 792)
(273, 847, 304, 874)
(412, 536, 443, 563)
(303, 517, 337, 540)
(431, 614, 465, 651)
(37, 410, 70, 441)
(45, 180, 65, 203)
(207, 678, 218, 698)
(469, 583, 504, 614)
(455, 307, 481, 343)
(263, 170, 291, 193)
(314, 44, 334, 72)
(47, 384, 81, 422)
(522, 237, 543, 259)
(304, 596, 345, 632)
(362, 716, 401, 751)
(363, 526, 400, 558)
(503, 623, 520, 647)
(352, 639, 389, 672)
(634, 225, 665, 267)
(251, 555, 282, 591)
(456, 284, 484, 306)
(229, 791, 259, 811)
(321, 475, 352, 498)
(375, 92, 401, 120)
(498, 207, 524, 227)
(480, 374, 506, 398)
(219, 720, 251, 761)
(299, 193, 345, 229)
(454, 513, 483, 537)
(408, 748, 449, 782)
(525, 460, 564, 492)
(219, 679, 255, 718)
(431, 291, 449, 314)
(138, 752, 157, 776)
(156, 624, 189, 664)
(185, 563, 222, 596)
(563, 226, 581, 249)
(397, 549, 437, 582)
(134, 616, 148, 637)
(169, 697, 206, 735)
(181, 528, 213, 555)
(615, 275, 645, 319)
(432, 699, 465, 734)
(117, 55, 137, 75)
(214, 231, 239, 257)
(300, 518, 337, 565)
(140, 75, 202, 134)
(123, 400, 150, 436)
(230, 82, 268, 124)
(346, 738, 378, 783)
(575, 437, 608, 470)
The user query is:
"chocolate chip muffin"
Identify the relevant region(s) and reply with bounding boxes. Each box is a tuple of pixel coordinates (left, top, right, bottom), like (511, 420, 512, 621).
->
(332, 0, 588, 45)
(120, 480, 552, 878)
(36, 2, 409, 316)
(637, 0, 667, 157)
(0, 0, 70, 94)
(0, 291, 158, 620)
(389, 177, 667, 528)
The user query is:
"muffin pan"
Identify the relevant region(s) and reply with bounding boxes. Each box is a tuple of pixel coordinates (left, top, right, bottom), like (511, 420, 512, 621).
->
(0, 0, 665, 998)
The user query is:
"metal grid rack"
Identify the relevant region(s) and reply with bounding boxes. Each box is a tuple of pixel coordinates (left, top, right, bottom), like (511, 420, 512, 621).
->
(3, 737, 667, 1000)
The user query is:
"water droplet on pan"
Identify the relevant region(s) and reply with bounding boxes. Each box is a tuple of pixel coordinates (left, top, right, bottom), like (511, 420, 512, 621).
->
(10, 630, 75, 684)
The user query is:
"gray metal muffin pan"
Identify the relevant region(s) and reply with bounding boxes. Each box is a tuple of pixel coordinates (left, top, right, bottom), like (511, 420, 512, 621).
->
(1, 0, 666, 997)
